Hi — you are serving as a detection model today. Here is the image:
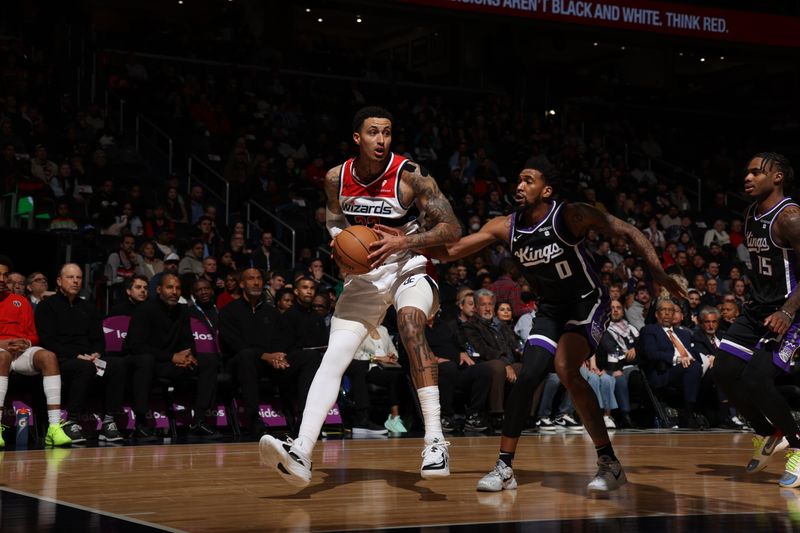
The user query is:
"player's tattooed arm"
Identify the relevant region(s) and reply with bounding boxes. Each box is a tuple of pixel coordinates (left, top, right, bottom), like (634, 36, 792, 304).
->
(767, 205, 800, 333)
(368, 163, 461, 267)
(564, 203, 687, 300)
(324, 166, 347, 239)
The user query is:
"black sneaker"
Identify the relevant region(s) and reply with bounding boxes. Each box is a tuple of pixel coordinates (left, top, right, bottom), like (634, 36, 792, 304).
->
(63, 421, 86, 444)
(131, 425, 158, 442)
(464, 413, 489, 432)
(99, 421, 125, 442)
(441, 416, 457, 434)
(352, 418, 388, 436)
(189, 421, 222, 439)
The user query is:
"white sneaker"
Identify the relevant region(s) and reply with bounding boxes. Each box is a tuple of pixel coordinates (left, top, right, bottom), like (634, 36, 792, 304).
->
(587, 455, 627, 493)
(259, 435, 312, 488)
(746, 431, 788, 473)
(420, 438, 450, 479)
(555, 413, 584, 432)
(476, 460, 518, 492)
(604, 415, 617, 429)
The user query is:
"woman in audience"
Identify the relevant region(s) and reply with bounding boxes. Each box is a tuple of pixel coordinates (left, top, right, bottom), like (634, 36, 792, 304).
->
(137, 241, 164, 280)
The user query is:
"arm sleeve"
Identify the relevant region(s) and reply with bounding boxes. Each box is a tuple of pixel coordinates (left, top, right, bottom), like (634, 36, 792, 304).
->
(326, 208, 347, 238)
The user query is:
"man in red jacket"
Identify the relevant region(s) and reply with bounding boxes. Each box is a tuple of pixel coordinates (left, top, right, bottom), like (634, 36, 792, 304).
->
(0, 255, 72, 448)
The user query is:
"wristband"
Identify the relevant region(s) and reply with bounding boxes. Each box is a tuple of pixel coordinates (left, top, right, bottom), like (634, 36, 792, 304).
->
(780, 309, 794, 320)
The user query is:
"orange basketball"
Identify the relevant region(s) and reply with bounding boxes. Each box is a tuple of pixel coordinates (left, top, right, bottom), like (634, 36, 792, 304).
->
(333, 225, 380, 275)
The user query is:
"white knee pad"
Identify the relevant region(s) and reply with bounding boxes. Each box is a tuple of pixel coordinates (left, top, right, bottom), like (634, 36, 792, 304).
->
(394, 274, 439, 318)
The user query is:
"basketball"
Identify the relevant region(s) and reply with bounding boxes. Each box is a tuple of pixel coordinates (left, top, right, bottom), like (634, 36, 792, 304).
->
(333, 225, 380, 275)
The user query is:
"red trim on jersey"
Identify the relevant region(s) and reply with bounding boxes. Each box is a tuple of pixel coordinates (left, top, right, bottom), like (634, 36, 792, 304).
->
(340, 153, 408, 199)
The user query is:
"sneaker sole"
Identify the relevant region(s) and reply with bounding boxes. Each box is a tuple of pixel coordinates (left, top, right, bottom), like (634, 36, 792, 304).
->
(99, 435, 125, 442)
(352, 428, 389, 436)
(259, 435, 311, 488)
(421, 467, 450, 479)
(587, 471, 628, 493)
(477, 478, 518, 492)
(746, 437, 789, 473)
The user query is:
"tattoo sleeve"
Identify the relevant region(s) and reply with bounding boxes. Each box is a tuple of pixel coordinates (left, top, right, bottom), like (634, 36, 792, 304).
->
(402, 165, 462, 248)
(324, 167, 343, 214)
(774, 206, 800, 314)
(565, 203, 664, 274)
(397, 307, 438, 388)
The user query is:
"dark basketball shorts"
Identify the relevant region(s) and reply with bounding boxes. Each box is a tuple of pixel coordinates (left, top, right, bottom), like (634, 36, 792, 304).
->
(718, 304, 798, 373)
(525, 289, 610, 357)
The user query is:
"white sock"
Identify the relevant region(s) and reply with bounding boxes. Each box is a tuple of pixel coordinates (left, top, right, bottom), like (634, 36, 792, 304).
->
(294, 324, 366, 456)
(0, 375, 8, 410)
(417, 386, 444, 444)
(43, 375, 62, 425)
(47, 409, 62, 425)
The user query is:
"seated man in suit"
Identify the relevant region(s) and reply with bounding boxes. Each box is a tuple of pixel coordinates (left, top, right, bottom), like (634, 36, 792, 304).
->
(639, 297, 704, 428)
(691, 306, 735, 427)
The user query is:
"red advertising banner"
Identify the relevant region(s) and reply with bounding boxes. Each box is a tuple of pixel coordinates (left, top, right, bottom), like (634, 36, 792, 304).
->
(400, 0, 800, 48)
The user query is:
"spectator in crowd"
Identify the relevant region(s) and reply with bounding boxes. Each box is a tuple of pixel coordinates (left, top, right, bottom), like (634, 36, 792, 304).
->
(228, 232, 251, 270)
(718, 300, 740, 332)
(0, 255, 72, 447)
(189, 277, 219, 333)
(586, 354, 620, 429)
(595, 299, 638, 429)
(639, 297, 705, 428)
(264, 271, 286, 308)
(110, 275, 148, 316)
(427, 311, 491, 433)
(703, 219, 730, 248)
(144, 205, 175, 240)
(35, 264, 127, 443)
(25, 271, 54, 309)
(346, 325, 407, 435)
(149, 253, 180, 298)
(701, 278, 723, 308)
(6, 272, 25, 296)
(216, 272, 242, 309)
(48, 201, 79, 232)
(488, 259, 524, 319)
(276, 277, 326, 428)
(163, 186, 188, 224)
(690, 306, 732, 427)
(462, 289, 522, 426)
(178, 240, 205, 277)
(195, 216, 223, 258)
(251, 230, 287, 274)
(137, 241, 164, 281)
(199, 256, 224, 292)
(189, 185, 205, 224)
(123, 273, 219, 439)
(105, 233, 141, 303)
(89, 179, 120, 223)
(30, 144, 57, 182)
(625, 286, 652, 331)
(275, 288, 295, 314)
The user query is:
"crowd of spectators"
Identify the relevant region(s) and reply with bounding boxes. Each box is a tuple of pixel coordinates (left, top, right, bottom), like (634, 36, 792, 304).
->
(2, 33, 799, 445)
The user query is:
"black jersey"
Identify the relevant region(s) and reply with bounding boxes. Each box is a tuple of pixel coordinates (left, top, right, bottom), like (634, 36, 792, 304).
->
(745, 197, 800, 307)
(509, 202, 600, 304)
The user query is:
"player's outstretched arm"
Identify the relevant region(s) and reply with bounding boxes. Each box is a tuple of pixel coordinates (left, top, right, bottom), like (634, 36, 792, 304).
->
(368, 163, 462, 267)
(425, 215, 510, 263)
(766, 205, 800, 334)
(563, 203, 687, 300)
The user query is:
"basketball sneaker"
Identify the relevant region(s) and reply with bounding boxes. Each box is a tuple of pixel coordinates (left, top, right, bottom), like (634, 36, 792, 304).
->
(536, 416, 557, 433)
(746, 431, 788, 473)
(554, 413, 584, 432)
(476, 460, 517, 492)
(260, 435, 312, 488)
(384, 415, 408, 433)
(45, 422, 73, 448)
(587, 455, 627, 493)
(420, 438, 450, 479)
(63, 421, 86, 444)
(779, 449, 800, 488)
(0, 423, 6, 448)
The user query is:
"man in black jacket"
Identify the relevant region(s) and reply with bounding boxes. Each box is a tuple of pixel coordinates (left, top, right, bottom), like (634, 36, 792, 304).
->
(277, 276, 325, 430)
(219, 269, 319, 436)
(35, 263, 128, 443)
(124, 273, 219, 439)
(461, 289, 522, 422)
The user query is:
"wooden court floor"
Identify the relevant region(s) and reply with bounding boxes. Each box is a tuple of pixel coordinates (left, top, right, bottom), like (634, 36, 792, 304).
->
(1, 431, 800, 532)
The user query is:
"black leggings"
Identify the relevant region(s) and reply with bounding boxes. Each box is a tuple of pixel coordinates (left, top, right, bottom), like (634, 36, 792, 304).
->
(502, 344, 555, 438)
(714, 349, 800, 446)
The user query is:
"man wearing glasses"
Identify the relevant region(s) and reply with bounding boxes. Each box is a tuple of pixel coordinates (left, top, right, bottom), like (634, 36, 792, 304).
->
(26, 272, 55, 309)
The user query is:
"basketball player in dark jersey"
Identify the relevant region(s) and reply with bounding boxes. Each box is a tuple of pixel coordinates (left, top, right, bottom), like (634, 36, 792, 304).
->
(261, 106, 462, 487)
(713, 153, 800, 488)
(419, 167, 685, 493)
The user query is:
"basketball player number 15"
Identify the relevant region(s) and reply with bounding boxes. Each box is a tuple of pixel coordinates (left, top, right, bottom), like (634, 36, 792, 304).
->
(555, 260, 573, 279)
(758, 256, 772, 276)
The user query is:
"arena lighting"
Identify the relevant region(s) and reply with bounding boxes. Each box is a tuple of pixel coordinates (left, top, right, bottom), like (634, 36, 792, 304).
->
(592, 42, 598, 46)
(305, 8, 311, 13)
(317, 17, 323, 22)
(356, 15, 363, 23)
(720, 56, 725, 60)
(700, 57, 706, 62)
(620, 45, 626, 50)
(547, 109, 556, 116)
(678, 52, 684, 56)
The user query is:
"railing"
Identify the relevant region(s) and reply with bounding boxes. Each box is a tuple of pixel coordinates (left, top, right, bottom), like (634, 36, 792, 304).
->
(0, 192, 17, 228)
(187, 155, 230, 225)
(136, 114, 174, 176)
(104, 89, 127, 135)
(246, 200, 296, 270)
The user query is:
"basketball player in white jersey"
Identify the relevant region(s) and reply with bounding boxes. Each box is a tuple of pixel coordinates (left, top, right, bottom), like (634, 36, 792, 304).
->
(260, 106, 462, 487)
